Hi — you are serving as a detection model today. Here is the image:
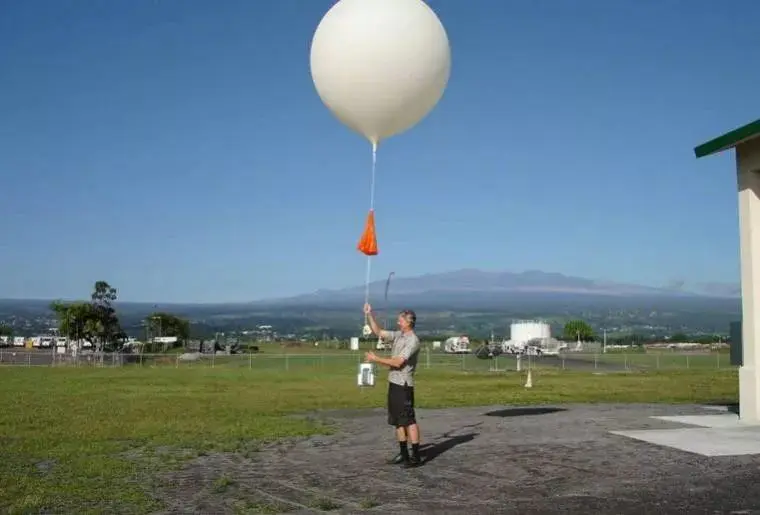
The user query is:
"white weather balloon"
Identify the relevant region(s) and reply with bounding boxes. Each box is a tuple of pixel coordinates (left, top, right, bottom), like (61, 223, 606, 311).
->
(310, 0, 451, 146)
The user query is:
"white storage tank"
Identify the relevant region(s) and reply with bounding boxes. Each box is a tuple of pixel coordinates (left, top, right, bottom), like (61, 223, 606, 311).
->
(510, 320, 551, 344)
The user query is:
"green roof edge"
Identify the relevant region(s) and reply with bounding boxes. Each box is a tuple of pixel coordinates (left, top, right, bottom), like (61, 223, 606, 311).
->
(695, 118, 760, 158)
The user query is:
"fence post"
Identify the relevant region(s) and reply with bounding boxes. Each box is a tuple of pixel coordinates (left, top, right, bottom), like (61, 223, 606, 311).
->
(250, 352, 253, 369)
(285, 354, 289, 372)
(624, 355, 628, 370)
(175, 355, 179, 368)
(27, 352, 31, 367)
(461, 353, 465, 371)
(686, 355, 690, 369)
(717, 351, 720, 369)
(426, 348, 430, 369)
(562, 357, 565, 370)
(594, 354, 598, 370)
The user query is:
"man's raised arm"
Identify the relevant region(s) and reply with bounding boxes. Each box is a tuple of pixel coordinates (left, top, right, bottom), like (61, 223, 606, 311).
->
(364, 303, 392, 339)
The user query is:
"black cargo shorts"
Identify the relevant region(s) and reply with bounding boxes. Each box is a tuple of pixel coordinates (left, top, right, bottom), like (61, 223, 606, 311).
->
(387, 381, 416, 427)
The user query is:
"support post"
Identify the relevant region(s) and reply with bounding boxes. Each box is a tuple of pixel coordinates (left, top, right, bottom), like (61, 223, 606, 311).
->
(695, 119, 760, 423)
(737, 139, 760, 423)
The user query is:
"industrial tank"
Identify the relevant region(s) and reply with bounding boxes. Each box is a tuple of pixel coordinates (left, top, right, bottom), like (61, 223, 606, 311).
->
(509, 320, 551, 344)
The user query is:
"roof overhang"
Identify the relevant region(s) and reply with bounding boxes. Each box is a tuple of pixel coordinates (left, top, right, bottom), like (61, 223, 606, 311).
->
(694, 118, 760, 159)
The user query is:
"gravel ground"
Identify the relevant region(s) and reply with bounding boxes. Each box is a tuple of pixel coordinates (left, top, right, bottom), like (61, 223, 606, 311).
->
(151, 403, 760, 514)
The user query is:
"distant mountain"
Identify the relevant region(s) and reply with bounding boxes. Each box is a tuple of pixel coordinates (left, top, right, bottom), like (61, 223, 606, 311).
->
(0, 270, 741, 338)
(253, 269, 740, 308)
(693, 282, 742, 297)
(0, 270, 739, 314)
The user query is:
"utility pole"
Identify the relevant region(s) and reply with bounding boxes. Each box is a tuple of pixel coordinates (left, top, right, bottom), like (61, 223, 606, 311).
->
(151, 316, 163, 352)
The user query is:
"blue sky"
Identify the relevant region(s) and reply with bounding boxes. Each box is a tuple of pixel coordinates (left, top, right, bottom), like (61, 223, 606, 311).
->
(1, 0, 759, 303)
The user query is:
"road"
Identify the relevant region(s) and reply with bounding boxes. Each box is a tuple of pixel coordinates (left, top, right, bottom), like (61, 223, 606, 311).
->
(474, 353, 633, 372)
(538, 354, 635, 372)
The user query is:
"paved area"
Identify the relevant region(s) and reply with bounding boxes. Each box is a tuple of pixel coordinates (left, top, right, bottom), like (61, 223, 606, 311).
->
(613, 405, 760, 457)
(154, 403, 760, 514)
(472, 354, 631, 373)
(537, 354, 632, 372)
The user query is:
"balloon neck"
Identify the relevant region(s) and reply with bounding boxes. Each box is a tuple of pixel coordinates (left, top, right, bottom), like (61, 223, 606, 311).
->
(371, 140, 379, 153)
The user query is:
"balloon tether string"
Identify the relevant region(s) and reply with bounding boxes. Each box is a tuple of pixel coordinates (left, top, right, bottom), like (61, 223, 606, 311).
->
(364, 142, 377, 329)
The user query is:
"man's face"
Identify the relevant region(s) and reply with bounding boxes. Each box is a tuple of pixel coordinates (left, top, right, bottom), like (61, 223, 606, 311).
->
(397, 314, 409, 331)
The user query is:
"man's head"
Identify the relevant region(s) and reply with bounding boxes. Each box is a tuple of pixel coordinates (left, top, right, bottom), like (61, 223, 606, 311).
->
(397, 309, 416, 332)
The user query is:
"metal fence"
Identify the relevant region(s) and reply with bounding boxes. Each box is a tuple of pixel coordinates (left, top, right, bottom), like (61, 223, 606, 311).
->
(0, 348, 736, 373)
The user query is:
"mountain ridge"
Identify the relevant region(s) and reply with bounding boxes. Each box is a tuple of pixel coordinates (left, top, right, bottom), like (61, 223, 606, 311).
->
(0, 270, 738, 308)
(253, 269, 740, 306)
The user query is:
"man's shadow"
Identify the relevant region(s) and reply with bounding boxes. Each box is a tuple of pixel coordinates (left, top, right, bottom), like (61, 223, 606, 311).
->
(419, 424, 482, 465)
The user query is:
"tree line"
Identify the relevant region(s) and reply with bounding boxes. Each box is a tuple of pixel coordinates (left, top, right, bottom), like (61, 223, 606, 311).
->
(49, 280, 190, 351)
(560, 319, 726, 345)
(0, 291, 732, 347)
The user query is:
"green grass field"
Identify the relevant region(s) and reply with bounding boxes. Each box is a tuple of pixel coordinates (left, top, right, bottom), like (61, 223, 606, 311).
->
(0, 364, 738, 514)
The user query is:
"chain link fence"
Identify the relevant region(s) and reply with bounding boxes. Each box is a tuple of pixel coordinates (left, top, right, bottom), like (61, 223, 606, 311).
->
(0, 348, 736, 373)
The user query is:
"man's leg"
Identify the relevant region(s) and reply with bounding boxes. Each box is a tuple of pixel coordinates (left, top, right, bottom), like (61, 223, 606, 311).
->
(402, 386, 422, 467)
(387, 383, 410, 464)
(395, 426, 409, 462)
(396, 426, 408, 444)
(406, 422, 421, 462)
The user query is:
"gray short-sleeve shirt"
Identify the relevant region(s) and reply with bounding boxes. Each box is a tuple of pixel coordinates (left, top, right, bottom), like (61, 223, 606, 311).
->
(385, 330, 421, 387)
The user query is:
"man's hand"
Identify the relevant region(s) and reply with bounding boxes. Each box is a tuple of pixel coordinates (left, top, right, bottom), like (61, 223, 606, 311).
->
(367, 351, 405, 369)
(364, 304, 381, 338)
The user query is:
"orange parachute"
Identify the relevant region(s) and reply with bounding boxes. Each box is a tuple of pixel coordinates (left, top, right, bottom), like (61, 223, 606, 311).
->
(357, 209, 378, 256)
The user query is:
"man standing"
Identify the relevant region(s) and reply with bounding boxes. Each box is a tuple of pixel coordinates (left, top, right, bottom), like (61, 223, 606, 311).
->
(364, 303, 422, 468)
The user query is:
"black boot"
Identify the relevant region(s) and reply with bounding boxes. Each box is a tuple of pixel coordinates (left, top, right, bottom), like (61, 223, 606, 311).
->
(386, 441, 410, 465)
(404, 443, 422, 468)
